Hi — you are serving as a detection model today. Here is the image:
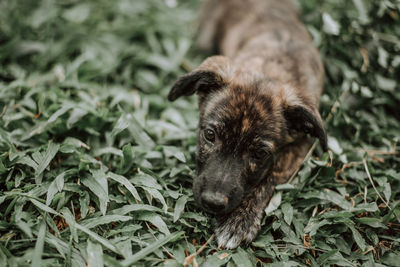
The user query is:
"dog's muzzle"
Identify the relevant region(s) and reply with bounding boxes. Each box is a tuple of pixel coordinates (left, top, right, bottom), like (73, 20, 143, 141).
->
(200, 191, 229, 214)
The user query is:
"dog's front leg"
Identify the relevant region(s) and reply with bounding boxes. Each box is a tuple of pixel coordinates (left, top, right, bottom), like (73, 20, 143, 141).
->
(215, 179, 275, 249)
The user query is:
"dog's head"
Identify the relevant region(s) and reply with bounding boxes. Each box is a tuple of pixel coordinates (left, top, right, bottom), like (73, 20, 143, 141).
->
(168, 56, 327, 215)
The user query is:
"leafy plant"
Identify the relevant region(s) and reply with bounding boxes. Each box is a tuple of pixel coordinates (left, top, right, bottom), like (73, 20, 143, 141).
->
(0, 0, 399, 266)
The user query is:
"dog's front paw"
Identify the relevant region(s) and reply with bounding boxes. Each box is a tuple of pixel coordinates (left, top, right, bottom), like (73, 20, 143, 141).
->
(215, 211, 261, 249)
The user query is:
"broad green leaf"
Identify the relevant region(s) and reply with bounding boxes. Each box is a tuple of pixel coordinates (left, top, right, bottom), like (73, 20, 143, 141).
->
(121, 231, 184, 266)
(352, 0, 369, 24)
(62, 137, 90, 150)
(202, 251, 231, 267)
(281, 202, 294, 226)
(46, 171, 66, 205)
(87, 240, 104, 267)
(16, 220, 33, 238)
(93, 147, 123, 157)
(31, 199, 60, 216)
(111, 114, 130, 138)
(67, 107, 88, 128)
(0, 158, 7, 175)
(16, 156, 38, 170)
(137, 212, 170, 235)
(356, 217, 387, 229)
(163, 146, 186, 163)
(81, 170, 109, 215)
(81, 215, 132, 229)
(0, 196, 6, 205)
(0, 247, 7, 267)
(328, 136, 343, 155)
(34, 142, 60, 182)
(61, 207, 78, 242)
(351, 202, 379, 213)
(265, 192, 282, 215)
(268, 262, 299, 267)
(103, 255, 123, 267)
(79, 191, 90, 218)
(378, 47, 388, 68)
(381, 252, 400, 267)
(376, 74, 396, 92)
(106, 225, 142, 238)
(304, 218, 331, 237)
(55, 171, 65, 192)
(126, 114, 155, 147)
(302, 189, 352, 210)
(275, 183, 295, 190)
(45, 233, 86, 266)
(232, 248, 253, 267)
(317, 249, 339, 265)
(108, 172, 141, 202)
(110, 204, 162, 215)
(322, 13, 340, 35)
(63, 3, 90, 23)
(348, 225, 367, 251)
(31, 219, 46, 267)
(48, 104, 73, 123)
(142, 187, 168, 212)
(119, 143, 134, 175)
(173, 195, 188, 222)
(383, 182, 391, 203)
(162, 108, 187, 129)
(132, 172, 162, 190)
(365, 229, 379, 246)
(61, 208, 121, 256)
(74, 223, 121, 256)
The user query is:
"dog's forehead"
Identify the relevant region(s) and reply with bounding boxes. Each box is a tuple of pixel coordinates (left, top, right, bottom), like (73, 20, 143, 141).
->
(203, 84, 282, 143)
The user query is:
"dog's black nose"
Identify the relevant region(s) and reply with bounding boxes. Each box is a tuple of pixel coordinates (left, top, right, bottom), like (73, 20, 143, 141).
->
(201, 191, 228, 213)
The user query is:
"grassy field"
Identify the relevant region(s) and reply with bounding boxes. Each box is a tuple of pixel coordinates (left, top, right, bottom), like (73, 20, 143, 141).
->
(0, 0, 400, 266)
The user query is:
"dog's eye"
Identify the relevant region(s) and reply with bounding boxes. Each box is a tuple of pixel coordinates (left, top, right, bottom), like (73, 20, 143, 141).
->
(204, 129, 216, 142)
(254, 149, 270, 160)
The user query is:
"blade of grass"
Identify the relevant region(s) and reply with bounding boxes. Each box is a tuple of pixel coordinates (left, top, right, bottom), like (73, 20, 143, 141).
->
(362, 158, 390, 209)
(31, 219, 46, 267)
(121, 231, 184, 266)
(61, 208, 123, 256)
(35, 142, 60, 181)
(108, 172, 141, 202)
(87, 240, 104, 267)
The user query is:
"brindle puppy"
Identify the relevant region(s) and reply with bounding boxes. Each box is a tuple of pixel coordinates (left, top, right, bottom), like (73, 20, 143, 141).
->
(168, 0, 327, 249)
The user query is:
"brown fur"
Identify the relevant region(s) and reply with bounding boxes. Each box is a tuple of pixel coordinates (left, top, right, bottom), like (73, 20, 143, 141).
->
(168, 0, 326, 248)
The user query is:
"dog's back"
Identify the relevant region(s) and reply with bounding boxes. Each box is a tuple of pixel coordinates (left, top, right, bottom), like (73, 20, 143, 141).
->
(198, 0, 324, 106)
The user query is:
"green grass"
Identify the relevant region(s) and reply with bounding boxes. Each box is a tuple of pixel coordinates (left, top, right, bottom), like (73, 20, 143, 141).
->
(0, 0, 399, 266)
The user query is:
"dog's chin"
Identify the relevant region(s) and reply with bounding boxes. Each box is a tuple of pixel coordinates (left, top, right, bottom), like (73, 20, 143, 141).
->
(197, 199, 241, 216)
(213, 206, 238, 216)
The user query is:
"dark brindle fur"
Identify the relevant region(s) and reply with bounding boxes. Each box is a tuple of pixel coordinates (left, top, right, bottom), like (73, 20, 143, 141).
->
(168, 0, 327, 249)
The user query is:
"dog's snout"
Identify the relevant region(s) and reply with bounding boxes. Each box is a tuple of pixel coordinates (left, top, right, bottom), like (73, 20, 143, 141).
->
(201, 191, 228, 213)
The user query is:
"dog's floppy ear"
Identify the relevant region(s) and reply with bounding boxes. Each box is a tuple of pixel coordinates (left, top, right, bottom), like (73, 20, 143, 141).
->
(284, 100, 327, 151)
(168, 56, 233, 101)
